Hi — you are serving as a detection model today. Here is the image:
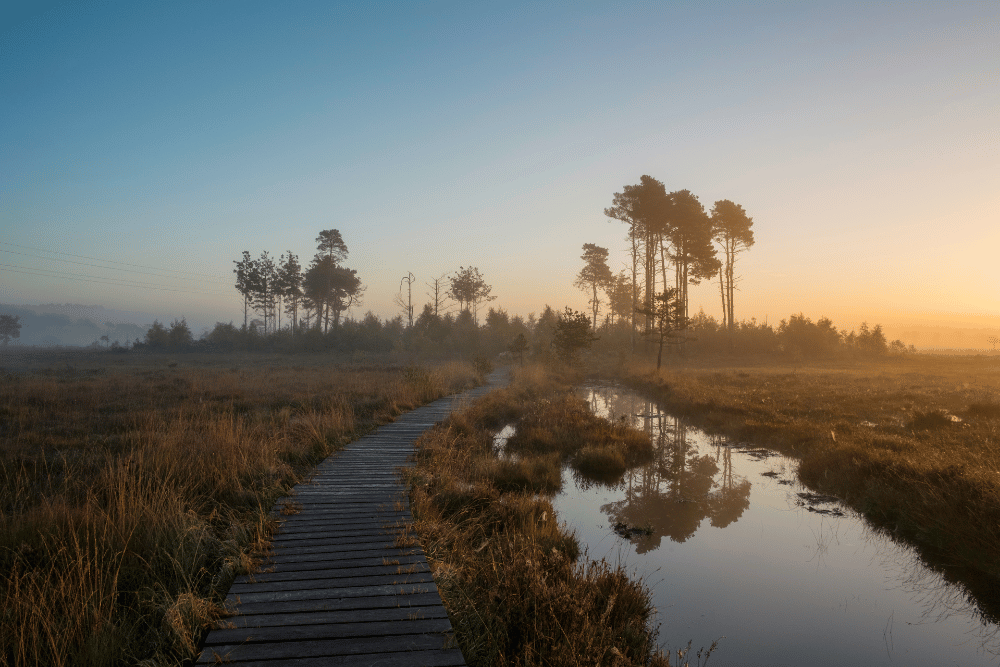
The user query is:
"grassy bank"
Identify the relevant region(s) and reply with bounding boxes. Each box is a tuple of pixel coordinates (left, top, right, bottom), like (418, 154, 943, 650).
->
(613, 353, 1000, 612)
(0, 351, 478, 666)
(407, 366, 709, 667)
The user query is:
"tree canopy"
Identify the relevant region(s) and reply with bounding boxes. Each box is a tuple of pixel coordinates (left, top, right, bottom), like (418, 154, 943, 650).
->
(448, 266, 495, 322)
(574, 243, 613, 331)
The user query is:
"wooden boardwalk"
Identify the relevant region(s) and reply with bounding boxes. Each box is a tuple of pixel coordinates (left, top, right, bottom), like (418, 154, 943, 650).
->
(196, 375, 503, 666)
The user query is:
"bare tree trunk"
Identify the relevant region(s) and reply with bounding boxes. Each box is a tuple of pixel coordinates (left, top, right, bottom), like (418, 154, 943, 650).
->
(719, 270, 727, 330)
(630, 231, 639, 352)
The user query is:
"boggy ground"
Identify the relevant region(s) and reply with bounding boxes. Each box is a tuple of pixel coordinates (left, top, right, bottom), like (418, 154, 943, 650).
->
(0, 349, 478, 666)
(407, 365, 713, 667)
(611, 352, 1000, 618)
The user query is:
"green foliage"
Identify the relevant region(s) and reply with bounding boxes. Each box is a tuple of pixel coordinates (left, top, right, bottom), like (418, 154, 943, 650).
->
(552, 307, 595, 365)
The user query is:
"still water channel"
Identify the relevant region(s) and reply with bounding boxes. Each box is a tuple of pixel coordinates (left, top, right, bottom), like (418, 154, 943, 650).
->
(546, 384, 999, 667)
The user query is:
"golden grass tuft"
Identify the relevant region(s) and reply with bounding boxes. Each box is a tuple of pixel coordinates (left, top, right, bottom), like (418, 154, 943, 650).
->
(0, 351, 477, 666)
(408, 365, 680, 666)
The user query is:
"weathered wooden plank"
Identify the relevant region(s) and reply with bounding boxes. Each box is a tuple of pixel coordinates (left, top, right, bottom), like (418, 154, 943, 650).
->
(271, 527, 402, 543)
(253, 546, 421, 565)
(228, 571, 434, 596)
(230, 590, 445, 617)
(274, 516, 413, 530)
(229, 562, 430, 589)
(226, 574, 435, 604)
(225, 647, 467, 667)
(204, 616, 453, 646)
(271, 527, 411, 542)
(265, 541, 404, 556)
(200, 631, 451, 663)
(196, 371, 506, 666)
(241, 554, 427, 578)
(218, 603, 448, 630)
(268, 536, 405, 551)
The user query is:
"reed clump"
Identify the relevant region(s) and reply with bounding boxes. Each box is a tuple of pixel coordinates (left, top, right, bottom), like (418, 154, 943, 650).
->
(617, 354, 1000, 590)
(409, 366, 676, 667)
(0, 352, 476, 666)
(505, 392, 654, 484)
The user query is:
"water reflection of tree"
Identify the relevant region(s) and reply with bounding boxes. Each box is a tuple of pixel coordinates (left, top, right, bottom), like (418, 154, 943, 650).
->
(597, 399, 751, 553)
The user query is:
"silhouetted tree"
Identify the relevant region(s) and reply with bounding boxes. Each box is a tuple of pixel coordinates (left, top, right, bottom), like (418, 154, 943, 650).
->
(553, 307, 596, 365)
(278, 251, 303, 331)
(233, 251, 259, 329)
(606, 271, 633, 327)
(304, 258, 363, 332)
(145, 320, 169, 348)
(205, 322, 241, 351)
(426, 273, 452, 318)
(574, 243, 613, 331)
(168, 318, 193, 349)
(394, 272, 416, 328)
(854, 322, 888, 356)
(251, 251, 278, 334)
(304, 230, 364, 332)
(448, 266, 495, 323)
(636, 288, 687, 370)
(315, 229, 348, 264)
(710, 200, 755, 331)
(666, 190, 719, 323)
(0, 314, 22, 345)
(779, 314, 841, 357)
(606, 176, 668, 344)
(509, 332, 528, 366)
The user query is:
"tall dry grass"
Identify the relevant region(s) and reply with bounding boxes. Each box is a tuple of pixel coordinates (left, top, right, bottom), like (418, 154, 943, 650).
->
(408, 366, 697, 667)
(0, 353, 477, 666)
(617, 354, 1000, 609)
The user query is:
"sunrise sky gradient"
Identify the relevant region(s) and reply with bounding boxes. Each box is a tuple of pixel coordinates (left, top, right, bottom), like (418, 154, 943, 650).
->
(2, 1, 998, 347)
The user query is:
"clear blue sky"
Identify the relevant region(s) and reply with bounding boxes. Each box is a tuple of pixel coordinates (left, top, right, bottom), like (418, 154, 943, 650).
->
(2, 1, 998, 342)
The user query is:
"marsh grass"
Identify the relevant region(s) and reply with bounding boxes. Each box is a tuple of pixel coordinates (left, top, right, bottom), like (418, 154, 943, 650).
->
(617, 354, 1000, 596)
(408, 366, 684, 667)
(0, 351, 476, 666)
(504, 390, 655, 485)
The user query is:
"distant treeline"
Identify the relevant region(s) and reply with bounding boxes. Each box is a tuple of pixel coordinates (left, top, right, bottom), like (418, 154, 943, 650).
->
(127, 307, 914, 361)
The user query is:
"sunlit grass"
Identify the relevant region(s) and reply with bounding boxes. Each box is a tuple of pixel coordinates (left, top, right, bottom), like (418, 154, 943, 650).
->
(0, 352, 477, 666)
(408, 365, 690, 667)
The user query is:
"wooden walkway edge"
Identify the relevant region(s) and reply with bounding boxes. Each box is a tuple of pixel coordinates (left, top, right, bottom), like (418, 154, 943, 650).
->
(196, 372, 505, 666)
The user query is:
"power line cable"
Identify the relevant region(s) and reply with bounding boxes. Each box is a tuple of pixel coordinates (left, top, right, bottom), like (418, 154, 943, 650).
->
(1, 264, 231, 296)
(0, 249, 232, 286)
(0, 240, 230, 281)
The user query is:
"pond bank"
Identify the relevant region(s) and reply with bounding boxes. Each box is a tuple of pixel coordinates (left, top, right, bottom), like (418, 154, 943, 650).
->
(613, 361, 1000, 606)
(407, 366, 693, 667)
(555, 383, 999, 666)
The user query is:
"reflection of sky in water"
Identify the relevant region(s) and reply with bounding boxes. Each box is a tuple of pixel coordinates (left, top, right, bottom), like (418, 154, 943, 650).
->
(551, 384, 1000, 667)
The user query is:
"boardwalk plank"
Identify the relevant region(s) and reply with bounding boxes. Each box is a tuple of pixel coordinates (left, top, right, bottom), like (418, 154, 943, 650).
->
(219, 603, 448, 630)
(196, 370, 506, 666)
(226, 648, 466, 667)
(231, 591, 446, 616)
(204, 616, 453, 645)
(199, 632, 450, 662)
(228, 571, 434, 596)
